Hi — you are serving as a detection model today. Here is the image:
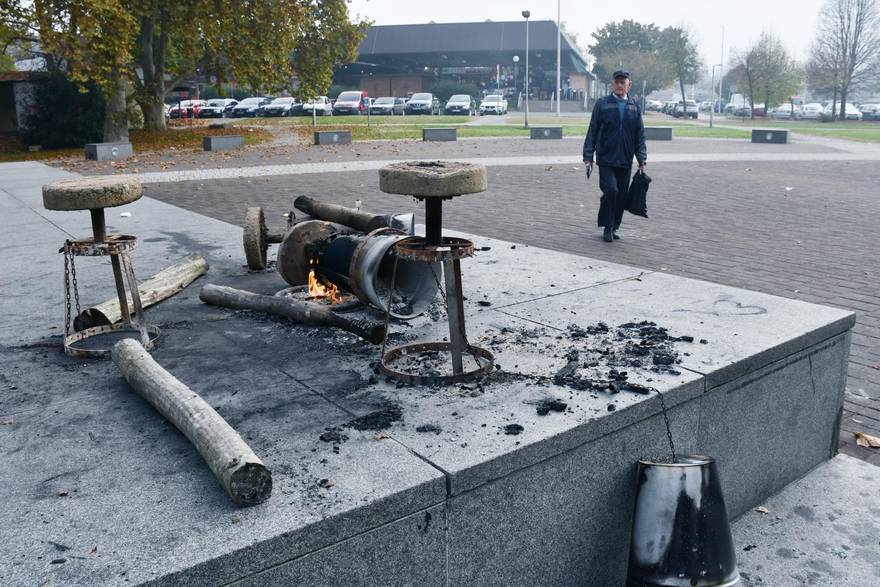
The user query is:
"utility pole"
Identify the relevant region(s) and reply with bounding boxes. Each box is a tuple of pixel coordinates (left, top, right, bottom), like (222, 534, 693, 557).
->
(523, 10, 531, 128)
(556, 0, 561, 117)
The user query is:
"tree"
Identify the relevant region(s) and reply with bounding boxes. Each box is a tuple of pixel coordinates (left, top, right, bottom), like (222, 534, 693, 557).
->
(657, 27, 703, 104)
(806, 34, 842, 114)
(815, 0, 880, 119)
(596, 48, 673, 97)
(26, 0, 368, 141)
(589, 20, 661, 84)
(732, 32, 802, 117)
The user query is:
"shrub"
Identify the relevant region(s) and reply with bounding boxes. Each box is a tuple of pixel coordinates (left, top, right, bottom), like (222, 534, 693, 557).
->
(22, 73, 105, 149)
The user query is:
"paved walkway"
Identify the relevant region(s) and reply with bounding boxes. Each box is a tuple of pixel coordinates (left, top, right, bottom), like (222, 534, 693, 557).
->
(136, 135, 880, 464)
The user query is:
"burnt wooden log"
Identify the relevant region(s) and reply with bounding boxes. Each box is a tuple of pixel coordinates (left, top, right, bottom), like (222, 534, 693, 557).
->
(75, 255, 209, 330)
(294, 195, 387, 233)
(199, 284, 386, 344)
(111, 339, 272, 506)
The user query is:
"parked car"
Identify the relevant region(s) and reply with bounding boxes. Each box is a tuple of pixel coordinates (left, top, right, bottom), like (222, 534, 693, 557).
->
(302, 96, 333, 116)
(769, 104, 798, 119)
(444, 94, 476, 115)
(645, 99, 664, 112)
(822, 102, 862, 121)
(799, 102, 824, 120)
(752, 103, 766, 117)
(405, 92, 441, 115)
(260, 97, 299, 117)
(698, 101, 713, 112)
(198, 98, 237, 118)
(369, 97, 406, 115)
(168, 99, 205, 119)
(858, 103, 880, 121)
(231, 97, 272, 117)
(662, 100, 678, 115)
(672, 100, 699, 119)
(479, 94, 508, 115)
(333, 90, 369, 115)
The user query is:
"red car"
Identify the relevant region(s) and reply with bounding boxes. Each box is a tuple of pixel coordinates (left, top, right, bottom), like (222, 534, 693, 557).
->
(168, 100, 205, 119)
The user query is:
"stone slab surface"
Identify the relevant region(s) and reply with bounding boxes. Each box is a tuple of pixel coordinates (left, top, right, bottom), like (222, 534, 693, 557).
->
(752, 129, 789, 144)
(422, 128, 456, 142)
(203, 135, 244, 151)
(530, 127, 563, 139)
(499, 271, 854, 389)
(85, 142, 133, 161)
(42, 175, 142, 211)
(732, 454, 880, 586)
(0, 161, 858, 585)
(645, 126, 673, 140)
(314, 130, 351, 145)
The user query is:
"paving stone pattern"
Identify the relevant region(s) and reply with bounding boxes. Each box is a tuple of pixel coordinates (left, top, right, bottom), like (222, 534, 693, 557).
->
(143, 157, 880, 464)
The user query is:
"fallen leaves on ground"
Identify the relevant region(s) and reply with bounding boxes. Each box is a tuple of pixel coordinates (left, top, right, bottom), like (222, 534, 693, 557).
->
(853, 431, 880, 448)
(755, 506, 769, 514)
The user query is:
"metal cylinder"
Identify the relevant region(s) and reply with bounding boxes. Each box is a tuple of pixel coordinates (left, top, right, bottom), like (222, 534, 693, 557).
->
(294, 195, 414, 235)
(319, 229, 439, 319)
(627, 455, 739, 587)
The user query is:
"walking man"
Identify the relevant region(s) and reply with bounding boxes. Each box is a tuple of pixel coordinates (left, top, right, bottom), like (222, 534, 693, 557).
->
(583, 69, 647, 242)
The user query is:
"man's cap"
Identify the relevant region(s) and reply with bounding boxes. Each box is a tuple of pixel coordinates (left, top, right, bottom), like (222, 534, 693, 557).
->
(612, 69, 631, 80)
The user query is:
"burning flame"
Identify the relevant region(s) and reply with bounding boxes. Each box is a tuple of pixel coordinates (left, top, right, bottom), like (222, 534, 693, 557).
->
(308, 268, 341, 303)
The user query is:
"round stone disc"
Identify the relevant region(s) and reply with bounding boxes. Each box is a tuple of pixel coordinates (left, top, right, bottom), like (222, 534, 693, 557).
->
(379, 161, 487, 197)
(42, 175, 142, 211)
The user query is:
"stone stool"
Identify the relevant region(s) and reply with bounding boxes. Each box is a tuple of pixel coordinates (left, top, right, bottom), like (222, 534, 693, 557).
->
(42, 176, 157, 357)
(377, 161, 494, 384)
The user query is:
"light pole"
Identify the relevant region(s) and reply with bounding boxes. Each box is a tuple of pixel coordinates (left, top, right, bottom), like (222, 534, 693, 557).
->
(522, 10, 530, 128)
(556, 0, 561, 117)
(710, 64, 721, 128)
(513, 55, 519, 103)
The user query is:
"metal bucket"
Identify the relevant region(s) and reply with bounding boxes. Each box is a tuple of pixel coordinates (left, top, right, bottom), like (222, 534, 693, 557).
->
(627, 455, 739, 587)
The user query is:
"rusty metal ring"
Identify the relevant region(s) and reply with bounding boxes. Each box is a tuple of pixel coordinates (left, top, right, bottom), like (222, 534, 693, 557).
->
(392, 236, 475, 262)
(380, 341, 494, 385)
(64, 323, 160, 358)
(63, 235, 139, 257)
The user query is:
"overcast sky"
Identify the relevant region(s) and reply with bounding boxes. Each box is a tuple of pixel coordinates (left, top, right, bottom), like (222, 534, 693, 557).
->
(347, 0, 827, 70)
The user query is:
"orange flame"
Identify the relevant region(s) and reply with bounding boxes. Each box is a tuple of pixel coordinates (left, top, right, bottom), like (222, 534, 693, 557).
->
(308, 269, 341, 303)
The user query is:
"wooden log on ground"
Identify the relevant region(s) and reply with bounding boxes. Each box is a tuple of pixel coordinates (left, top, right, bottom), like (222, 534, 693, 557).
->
(199, 284, 386, 344)
(75, 255, 209, 330)
(111, 339, 272, 506)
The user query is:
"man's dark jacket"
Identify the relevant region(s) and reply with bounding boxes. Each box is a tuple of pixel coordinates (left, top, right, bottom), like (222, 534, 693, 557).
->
(583, 94, 647, 168)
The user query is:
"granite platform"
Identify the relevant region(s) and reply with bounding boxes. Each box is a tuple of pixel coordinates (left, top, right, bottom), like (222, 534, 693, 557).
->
(0, 162, 856, 585)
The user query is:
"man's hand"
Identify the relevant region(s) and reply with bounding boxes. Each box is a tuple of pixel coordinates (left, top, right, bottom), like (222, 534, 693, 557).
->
(584, 159, 593, 178)
(638, 161, 646, 171)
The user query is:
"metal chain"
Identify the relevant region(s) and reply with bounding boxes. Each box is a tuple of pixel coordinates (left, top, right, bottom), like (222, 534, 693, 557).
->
(379, 255, 400, 360)
(63, 242, 71, 335)
(427, 263, 486, 370)
(69, 247, 81, 316)
(656, 389, 678, 463)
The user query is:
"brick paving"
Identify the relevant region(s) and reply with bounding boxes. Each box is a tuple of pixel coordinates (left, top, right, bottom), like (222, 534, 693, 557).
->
(142, 147, 880, 465)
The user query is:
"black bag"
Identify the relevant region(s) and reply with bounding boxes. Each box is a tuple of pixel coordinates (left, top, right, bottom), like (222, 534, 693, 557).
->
(626, 169, 651, 218)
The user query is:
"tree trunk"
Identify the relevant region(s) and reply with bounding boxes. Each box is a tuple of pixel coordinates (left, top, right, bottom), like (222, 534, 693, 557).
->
(104, 75, 129, 142)
(141, 96, 166, 131)
(839, 86, 848, 120)
(199, 284, 386, 344)
(111, 339, 272, 507)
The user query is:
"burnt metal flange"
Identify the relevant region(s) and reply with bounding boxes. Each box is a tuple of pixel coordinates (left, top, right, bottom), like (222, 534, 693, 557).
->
(380, 342, 494, 385)
(393, 236, 475, 262)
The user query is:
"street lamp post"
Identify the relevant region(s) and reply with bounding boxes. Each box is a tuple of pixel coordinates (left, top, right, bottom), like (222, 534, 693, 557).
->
(513, 55, 519, 102)
(710, 64, 721, 129)
(522, 10, 530, 128)
(556, 0, 561, 117)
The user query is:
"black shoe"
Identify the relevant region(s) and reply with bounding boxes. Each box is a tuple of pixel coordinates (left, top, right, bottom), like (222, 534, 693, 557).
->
(603, 228, 614, 242)
(613, 231, 620, 240)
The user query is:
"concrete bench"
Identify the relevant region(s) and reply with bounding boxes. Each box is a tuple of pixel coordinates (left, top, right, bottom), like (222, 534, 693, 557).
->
(529, 127, 563, 140)
(85, 142, 133, 161)
(645, 127, 673, 140)
(203, 135, 244, 151)
(752, 129, 789, 144)
(422, 128, 457, 142)
(314, 130, 352, 145)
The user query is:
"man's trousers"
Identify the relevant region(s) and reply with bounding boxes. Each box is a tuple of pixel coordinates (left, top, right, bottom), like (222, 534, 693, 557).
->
(597, 165, 632, 230)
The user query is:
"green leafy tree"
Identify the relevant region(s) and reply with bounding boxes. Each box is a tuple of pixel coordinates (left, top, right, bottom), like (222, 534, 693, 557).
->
(597, 48, 674, 97)
(657, 27, 703, 104)
(732, 32, 802, 118)
(588, 19, 669, 93)
(25, 0, 367, 141)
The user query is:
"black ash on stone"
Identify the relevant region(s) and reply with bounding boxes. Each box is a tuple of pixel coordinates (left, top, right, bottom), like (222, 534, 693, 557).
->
(536, 398, 568, 416)
(344, 403, 403, 431)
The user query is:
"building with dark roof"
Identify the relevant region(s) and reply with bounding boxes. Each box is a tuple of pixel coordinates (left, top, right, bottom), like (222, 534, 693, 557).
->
(334, 20, 595, 106)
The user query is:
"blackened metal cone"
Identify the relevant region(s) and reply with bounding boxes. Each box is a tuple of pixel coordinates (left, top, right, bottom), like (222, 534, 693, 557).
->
(627, 455, 739, 587)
